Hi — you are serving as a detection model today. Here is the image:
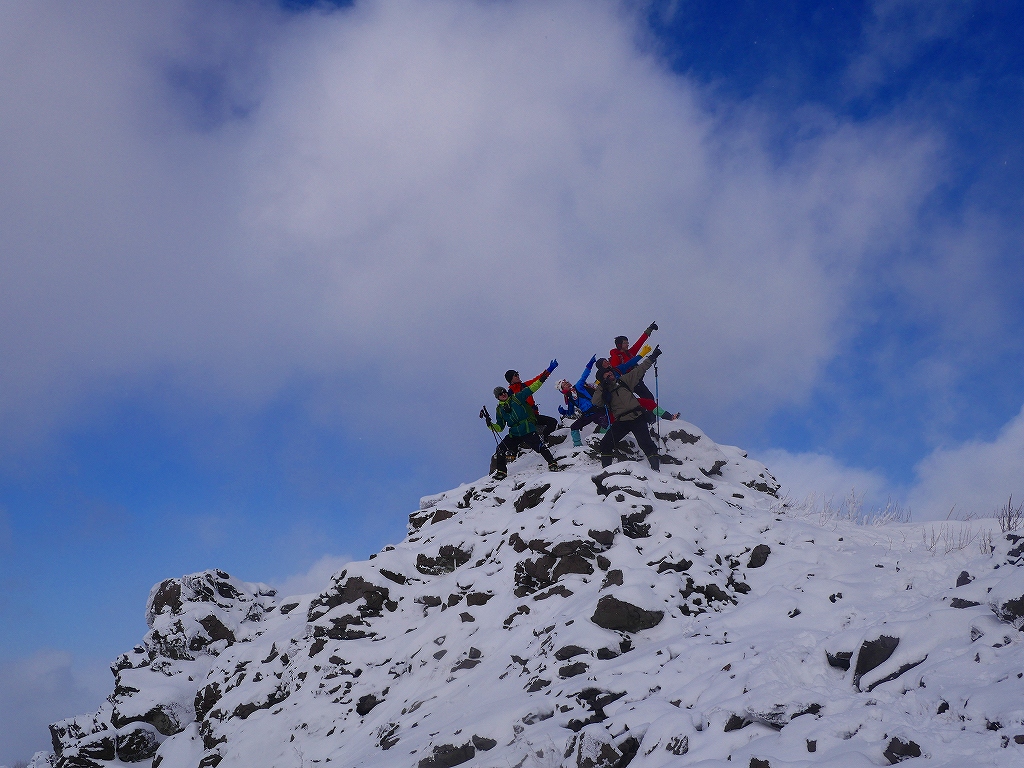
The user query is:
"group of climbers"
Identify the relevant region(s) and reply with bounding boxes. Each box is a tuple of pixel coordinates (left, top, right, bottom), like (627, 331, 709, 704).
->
(480, 322, 678, 479)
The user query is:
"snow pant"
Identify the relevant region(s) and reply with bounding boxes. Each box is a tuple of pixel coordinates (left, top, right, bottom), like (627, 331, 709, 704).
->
(570, 408, 610, 433)
(598, 417, 659, 471)
(493, 432, 555, 475)
(535, 413, 558, 436)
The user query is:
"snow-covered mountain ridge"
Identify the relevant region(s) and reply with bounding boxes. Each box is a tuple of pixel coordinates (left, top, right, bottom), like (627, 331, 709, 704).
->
(36, 421, 1024, 768)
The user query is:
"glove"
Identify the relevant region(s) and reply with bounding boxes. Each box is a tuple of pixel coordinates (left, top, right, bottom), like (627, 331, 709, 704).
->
(546, 359, 558, 373)
(646, 321, 658, 335)
(479, 407, 487, 420)
(650, 345, 662, 360)
(587, 354, 597, 367)
(640, 344, 651, 356)
(558, 406, 568, 416)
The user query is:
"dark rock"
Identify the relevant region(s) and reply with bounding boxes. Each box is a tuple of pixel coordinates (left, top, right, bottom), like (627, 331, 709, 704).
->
(526, 678, 550, 692)
(826, 651, 852, 671)
(551, 540, 595, 558)
(198, 754, 223, 768)
(198, 615, 235, 644)
(515, 484, 551, 513)
(956, 571, 973, 587)
(950, 598, 981, 609)
(656, 559, 692, 573)
(308, 576, 394, 621)
(749, 759, 770, 768)
(883, 737, 921, 763)
(601, 570, 624, 589)
(195, 683, 223, 721)
(653, 491, 686, 501)
(665, 429, 700, 444)
(232, 683, 290, 719)
(430, 509, 455, 525)
(588, 529, 615, 548)
(701, 460, 727, 477)
(559, 662, 588, 678)
(724, 714, 750, 731)
(378, 723, 399, 750)
(555, 644, 588, 660)
(552, 553, 595, 581)
(279, 602, 299, 615)
(591, 595, 664, 633)
(150, 580, 183, 616)
(596, 648, 619, 660)
(111, 704, 184, 736)
(452, 658, 481, 671)
(747, 545, 771, 568)
(459, 612, 475, 622)
(806, 740, 817, 752)
(853, 635, 900, 690)
(508, 533, 529, 552)
(994, 592, 1024, 626)
(596, 555, 611, 571)
(592, 472, 645, 498)
(116, 727, 160, 762)
(379, 568, 406, 585)
(471, 735, 497, 751)
(417, 742, 475, 768)
(357, 694, 383, 716)
(665, 735, 689, 755)
(533, 585, 574, 600)
(415, 546, 473, 576)
(621, 507, 653, 539)
(466, 592, 493, 606)
(937, 701, 949, 714)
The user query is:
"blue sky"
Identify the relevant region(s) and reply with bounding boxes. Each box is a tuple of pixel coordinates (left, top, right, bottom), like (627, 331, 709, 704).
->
(1, 0, 1022, 762)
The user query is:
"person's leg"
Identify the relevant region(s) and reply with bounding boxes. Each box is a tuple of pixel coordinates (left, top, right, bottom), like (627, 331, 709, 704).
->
(537, 413, 558, 436)
(627, 420, 660, 470)
(524, 433, 558, 469)
(598, 421, 630, 468)
(569, 412, 598, 447)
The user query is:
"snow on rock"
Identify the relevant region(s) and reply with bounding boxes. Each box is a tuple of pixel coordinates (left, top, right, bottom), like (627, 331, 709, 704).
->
(42, 420, 1024, 767)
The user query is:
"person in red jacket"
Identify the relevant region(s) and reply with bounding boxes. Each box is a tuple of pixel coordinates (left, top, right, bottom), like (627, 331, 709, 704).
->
(505, 364, 559, 437)
(609, 322, 658, 400)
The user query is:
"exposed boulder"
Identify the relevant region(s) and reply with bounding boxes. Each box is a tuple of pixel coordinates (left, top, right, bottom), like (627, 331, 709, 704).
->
(591, 595, 664, 632)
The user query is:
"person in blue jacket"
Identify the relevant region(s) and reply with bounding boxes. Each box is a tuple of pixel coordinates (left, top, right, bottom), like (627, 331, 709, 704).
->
(557, 355, 610, 447)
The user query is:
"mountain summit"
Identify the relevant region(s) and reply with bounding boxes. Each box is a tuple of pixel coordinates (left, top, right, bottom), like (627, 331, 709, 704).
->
(37, 422, 1024, 767)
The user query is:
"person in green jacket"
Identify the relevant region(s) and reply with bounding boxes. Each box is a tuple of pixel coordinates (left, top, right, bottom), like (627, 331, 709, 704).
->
(481, 361, 559, 479)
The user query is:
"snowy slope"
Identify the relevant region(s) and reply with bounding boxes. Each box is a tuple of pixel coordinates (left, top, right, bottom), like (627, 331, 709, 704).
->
(35, 421, 1024, 768)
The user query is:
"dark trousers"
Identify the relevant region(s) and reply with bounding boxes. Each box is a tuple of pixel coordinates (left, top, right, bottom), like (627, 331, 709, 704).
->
(493, 432, 555, 474)
(599, 417, 659, 467)
(535, 413, 558, 436)
(570, 408, 609, 432)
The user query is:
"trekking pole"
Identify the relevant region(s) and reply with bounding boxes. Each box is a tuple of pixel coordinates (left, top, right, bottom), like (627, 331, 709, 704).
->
(480, 406, 500, 447)
(654, 360, 661, 441)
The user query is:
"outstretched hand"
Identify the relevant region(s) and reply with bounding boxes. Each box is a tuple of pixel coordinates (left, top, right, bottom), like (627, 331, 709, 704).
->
(588, 354, 597, 367)
(646, 321, 658, 335)
(546, 359, 558, 373)
(650, 344, 662, 360)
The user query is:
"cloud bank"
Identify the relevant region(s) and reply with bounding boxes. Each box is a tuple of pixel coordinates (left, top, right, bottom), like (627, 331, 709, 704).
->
(0, 0, 943, 453)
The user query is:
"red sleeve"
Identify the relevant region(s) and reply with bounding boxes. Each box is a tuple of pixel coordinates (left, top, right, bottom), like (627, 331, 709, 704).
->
(524, 372, 543, 386)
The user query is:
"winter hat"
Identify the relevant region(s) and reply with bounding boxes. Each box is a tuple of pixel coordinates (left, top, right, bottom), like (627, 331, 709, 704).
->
(493, 386, 509, 399)
(504, 369, 518, 383)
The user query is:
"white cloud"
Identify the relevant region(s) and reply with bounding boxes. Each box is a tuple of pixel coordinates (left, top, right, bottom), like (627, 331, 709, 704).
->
(763, 404, 1024, 521)
(0, 0, 945, 452)
(0, 651, 109, 766)
(760, 448, 892, 510)
(271, 553, 353, 599)
(907, 404, 1024, 520)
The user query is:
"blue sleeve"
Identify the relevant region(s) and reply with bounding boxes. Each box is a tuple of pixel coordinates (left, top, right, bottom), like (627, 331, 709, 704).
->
(616, 355, 641, 374)
(576, 363, 593, 391)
